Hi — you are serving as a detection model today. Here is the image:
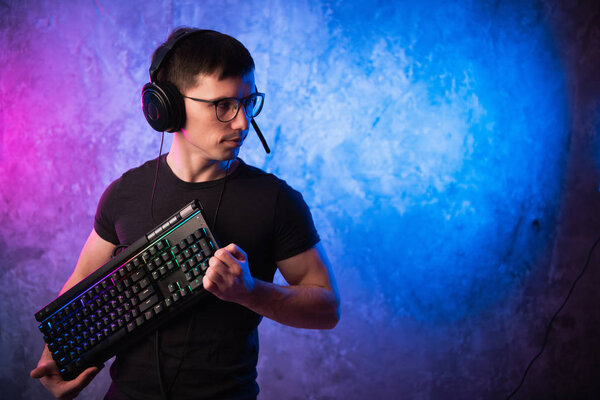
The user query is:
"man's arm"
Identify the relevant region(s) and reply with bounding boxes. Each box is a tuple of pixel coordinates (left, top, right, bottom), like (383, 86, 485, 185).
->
(57, 229, 117, 295)
(203, 242, 340, 329)
(30, 229, 116, 400)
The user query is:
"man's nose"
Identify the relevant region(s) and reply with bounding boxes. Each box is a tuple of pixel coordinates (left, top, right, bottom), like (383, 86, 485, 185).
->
(231, 105, 249, 131)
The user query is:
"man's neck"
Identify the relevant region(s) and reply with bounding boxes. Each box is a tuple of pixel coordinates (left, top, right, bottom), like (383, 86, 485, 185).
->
(166, 137, 237, 183)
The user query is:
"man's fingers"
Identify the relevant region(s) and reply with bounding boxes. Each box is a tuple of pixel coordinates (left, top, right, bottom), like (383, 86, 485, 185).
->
(214, 245, 246, 269)
(223, 243, 247, 261)
(30, 366, 44, 379)
(213, 249, 238, 267)
(207, 257, 227, 281)
(72, 365, 102, 388)
(30, 362, 56, 379)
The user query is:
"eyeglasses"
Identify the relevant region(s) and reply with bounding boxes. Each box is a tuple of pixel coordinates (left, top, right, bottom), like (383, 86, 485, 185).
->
(182, 92, 265, 123)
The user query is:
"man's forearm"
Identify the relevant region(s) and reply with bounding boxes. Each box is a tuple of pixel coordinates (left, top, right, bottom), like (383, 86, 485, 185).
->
(241, 279, 340, 329)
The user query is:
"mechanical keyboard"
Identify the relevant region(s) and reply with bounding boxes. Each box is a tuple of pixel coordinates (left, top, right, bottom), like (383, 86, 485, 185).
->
(34, 200, 219, 381)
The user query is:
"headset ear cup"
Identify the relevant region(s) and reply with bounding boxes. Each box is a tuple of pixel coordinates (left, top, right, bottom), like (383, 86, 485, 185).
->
(141, 81, 186, 132)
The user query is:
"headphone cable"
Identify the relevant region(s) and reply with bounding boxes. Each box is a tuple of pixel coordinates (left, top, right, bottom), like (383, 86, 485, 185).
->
(155, 157, 231, 400)
(505, 233, 600, 399)
(150, 132, 165, 225)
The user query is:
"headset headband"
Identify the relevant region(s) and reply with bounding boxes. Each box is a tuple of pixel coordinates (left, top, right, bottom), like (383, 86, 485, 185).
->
(149, 29, 210, 82)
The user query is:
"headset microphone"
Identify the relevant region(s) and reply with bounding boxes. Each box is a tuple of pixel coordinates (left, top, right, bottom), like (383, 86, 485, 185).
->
(251, 119, 270, 154)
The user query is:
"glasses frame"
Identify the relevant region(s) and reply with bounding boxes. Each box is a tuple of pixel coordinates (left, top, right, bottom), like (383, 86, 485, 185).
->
(182, 92, 265, 123)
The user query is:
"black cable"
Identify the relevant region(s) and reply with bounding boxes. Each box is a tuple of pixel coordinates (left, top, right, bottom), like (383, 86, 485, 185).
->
(154, 158, 230, 400)
(505, 234, 600, 399)
(212, 159, 232, 230)
(156, 329, 169, 400)
(150, 132, 165, 225)
(166, 315, 195, 395)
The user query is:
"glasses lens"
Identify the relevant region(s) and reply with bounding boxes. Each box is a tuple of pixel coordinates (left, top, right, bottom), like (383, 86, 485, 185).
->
(243, 94, 264, 118)
(215, 99, 240, 122)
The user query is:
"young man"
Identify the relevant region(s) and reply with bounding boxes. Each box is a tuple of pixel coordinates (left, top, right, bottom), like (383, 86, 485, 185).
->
(31, 28, 340, 399)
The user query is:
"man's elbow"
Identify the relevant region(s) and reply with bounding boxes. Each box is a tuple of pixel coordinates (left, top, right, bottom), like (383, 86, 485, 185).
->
(323, 293, 341, 329)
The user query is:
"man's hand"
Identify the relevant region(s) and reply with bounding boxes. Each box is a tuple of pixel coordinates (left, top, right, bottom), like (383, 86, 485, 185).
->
(203, 243, 256, 303)
(30, 348, 102, 400)
(203, 242, 339, 329)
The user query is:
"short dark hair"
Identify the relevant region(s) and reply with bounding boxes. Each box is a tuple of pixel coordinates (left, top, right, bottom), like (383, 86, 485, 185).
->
(152, 27, 255, 93)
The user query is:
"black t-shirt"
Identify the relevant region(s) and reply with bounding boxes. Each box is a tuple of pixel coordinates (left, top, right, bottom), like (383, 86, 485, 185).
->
(94, 155, 319, 400)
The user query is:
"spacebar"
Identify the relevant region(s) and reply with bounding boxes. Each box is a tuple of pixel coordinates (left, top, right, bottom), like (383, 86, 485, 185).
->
(84, 328, 126, 362)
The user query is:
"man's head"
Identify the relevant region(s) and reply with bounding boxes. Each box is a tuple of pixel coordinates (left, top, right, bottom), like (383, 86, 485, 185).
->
(142, 28, 258, 134)
(151, 28, 255, 94)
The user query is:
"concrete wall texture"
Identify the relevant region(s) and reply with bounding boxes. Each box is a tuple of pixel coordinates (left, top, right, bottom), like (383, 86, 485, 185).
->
(1, 0, 599, 399)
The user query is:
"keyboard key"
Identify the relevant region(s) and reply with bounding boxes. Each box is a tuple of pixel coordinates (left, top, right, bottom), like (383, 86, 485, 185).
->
(199, 239, 211, 256)
(138, 286, 155, 302)
(135, 315, 145, 326)
(138, 294, 158, 313)
(189, 279, 202, 291)
(131, 270, 145, 282)
(146, 260, 156, 271)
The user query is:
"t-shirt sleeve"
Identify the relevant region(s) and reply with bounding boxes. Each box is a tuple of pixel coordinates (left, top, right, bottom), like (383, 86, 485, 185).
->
(94, 179, 121, 245)
(272, 182, 320, 261)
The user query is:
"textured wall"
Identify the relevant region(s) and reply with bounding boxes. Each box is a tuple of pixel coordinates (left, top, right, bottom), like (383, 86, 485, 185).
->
(1, 0, 599, 399)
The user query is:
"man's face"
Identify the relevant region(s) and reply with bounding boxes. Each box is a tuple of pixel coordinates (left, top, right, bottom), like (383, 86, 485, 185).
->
(179, 71, 255, 162)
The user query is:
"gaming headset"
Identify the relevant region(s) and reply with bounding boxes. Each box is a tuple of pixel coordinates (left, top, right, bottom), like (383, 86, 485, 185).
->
(141, 29, 270, 153)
